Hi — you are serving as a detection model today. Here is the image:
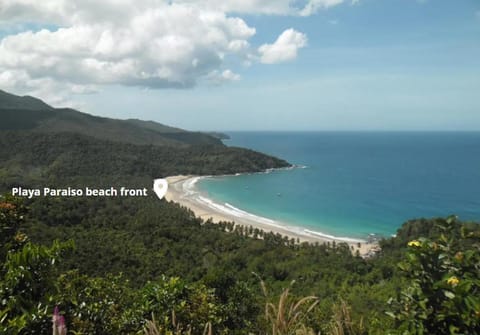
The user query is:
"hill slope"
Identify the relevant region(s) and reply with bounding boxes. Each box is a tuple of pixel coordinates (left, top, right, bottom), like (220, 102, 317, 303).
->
(0, 89, 54, 111)
(0, 89, 290, 190)
(0, 130, 290, 190)
(0, 89, 222, 146)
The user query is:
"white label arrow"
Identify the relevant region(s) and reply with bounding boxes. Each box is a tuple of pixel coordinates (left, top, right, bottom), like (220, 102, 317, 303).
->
(153, 178, 169, 200)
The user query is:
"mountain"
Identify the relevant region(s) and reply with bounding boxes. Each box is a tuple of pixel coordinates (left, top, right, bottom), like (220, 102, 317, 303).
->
(0, 130, 290, 190)
(0, 89, 222, 146)
(0, 89, 54, 111)
(0, 89, 290, 190)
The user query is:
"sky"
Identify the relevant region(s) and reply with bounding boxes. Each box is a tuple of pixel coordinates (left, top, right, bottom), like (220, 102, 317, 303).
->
(0, 0, 479, 131)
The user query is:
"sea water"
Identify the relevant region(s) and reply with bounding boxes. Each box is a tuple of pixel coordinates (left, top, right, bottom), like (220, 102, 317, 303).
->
(197, 132, 480, 239)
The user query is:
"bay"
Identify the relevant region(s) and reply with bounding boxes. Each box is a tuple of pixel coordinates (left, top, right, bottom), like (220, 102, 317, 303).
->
(198, 132, 480, 239)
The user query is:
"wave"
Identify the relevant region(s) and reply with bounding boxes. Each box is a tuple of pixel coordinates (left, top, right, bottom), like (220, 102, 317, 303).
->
(182, 176, 206, 196)
(183, 178, 368, 243)
(224, 203, 276, 225)
(196, 196, 275, 226)
(303, 229, 366, 244)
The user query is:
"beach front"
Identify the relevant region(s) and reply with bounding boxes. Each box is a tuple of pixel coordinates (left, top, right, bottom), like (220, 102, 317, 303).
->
(165, 175, 379, 256)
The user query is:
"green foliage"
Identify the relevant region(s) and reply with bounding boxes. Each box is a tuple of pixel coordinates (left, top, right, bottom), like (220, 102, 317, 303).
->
(1, 192, 479, 334)
(53, 273, 222, 334)
(0, 195, 28, 258)
(140, 277, 220, 334)
(3, 186, 479, 335)
(0, 196, 72, 334)
(205, 275, 260, 333)
(0, 238, 73, 334)
(387, 216, 480, 334)
(54, 271, 140, 334)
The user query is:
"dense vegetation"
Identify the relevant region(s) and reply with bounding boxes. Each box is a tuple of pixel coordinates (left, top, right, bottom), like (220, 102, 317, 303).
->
(0, 89, 227, 147)
(0, 90, 287, 189)
(1, 194, 479, 334)
(0, 131, 289, 190)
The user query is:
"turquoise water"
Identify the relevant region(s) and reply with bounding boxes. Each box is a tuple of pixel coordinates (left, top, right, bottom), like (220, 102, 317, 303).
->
(197, 132, 480, 239)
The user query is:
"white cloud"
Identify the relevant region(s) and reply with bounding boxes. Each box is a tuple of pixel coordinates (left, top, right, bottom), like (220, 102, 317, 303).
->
(299, 0, 345, 16)
(0, 68, 94, 106)
(0, 2, 256, 96)
(0, 0, 67, 24)
(258, 29, 308, 64)
(0, 0, 349, 23)
(206, 69, 241, 85)
(220, 69, 241, 81)
(0, 0, 354, 103)
(176, 0, 355, 16)
(174, 0, 294, 15)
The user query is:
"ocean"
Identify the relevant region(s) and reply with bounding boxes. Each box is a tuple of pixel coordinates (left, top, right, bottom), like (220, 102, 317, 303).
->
(197, 132, 480, 240)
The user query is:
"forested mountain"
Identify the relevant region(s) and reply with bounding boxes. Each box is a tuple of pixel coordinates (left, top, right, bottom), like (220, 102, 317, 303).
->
(0, 89, 53, 111)
(0, 131, 289, 191)
(0, 89, 289, 191)
(0, 89, 223, 146)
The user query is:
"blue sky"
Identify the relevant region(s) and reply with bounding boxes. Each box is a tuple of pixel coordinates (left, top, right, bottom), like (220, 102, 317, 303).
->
(1, 0, 479, 130)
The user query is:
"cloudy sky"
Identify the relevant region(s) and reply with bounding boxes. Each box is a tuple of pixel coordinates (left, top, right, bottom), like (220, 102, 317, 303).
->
(1, 0, 479, 131)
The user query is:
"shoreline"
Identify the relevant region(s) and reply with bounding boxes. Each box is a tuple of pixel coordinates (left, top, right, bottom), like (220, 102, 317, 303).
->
(165, 175, 380, 257)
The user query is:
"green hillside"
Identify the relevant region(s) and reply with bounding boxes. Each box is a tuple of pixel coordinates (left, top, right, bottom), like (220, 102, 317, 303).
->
(0, 130, 289, 190)
(0, 90, 289, 191)
(0, 89, 223, 146)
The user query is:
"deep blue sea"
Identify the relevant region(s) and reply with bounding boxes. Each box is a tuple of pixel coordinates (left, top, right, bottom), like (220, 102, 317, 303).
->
(197, 132, 480, 239)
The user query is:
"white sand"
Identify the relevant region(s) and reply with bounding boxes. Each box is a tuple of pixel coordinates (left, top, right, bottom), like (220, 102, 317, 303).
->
(165, 175, 380, 256)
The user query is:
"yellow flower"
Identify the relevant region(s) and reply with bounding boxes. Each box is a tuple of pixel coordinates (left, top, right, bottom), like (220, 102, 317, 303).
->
(407, 240, 421, 247)
(454, 252, 464, 262)
(447, 276, 459, 287)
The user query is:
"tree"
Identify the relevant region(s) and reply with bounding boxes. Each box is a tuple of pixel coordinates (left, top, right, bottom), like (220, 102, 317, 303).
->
(0, 195, 73, 334)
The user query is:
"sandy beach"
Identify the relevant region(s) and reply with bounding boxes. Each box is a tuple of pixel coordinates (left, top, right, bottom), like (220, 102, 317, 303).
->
(165, 175, 379, 256)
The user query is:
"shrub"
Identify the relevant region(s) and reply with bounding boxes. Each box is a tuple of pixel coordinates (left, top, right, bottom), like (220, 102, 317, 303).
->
(387, 216, 480, 334)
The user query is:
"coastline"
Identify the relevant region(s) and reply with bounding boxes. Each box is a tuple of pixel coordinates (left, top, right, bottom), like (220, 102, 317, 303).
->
(165, 175, 380, 257)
